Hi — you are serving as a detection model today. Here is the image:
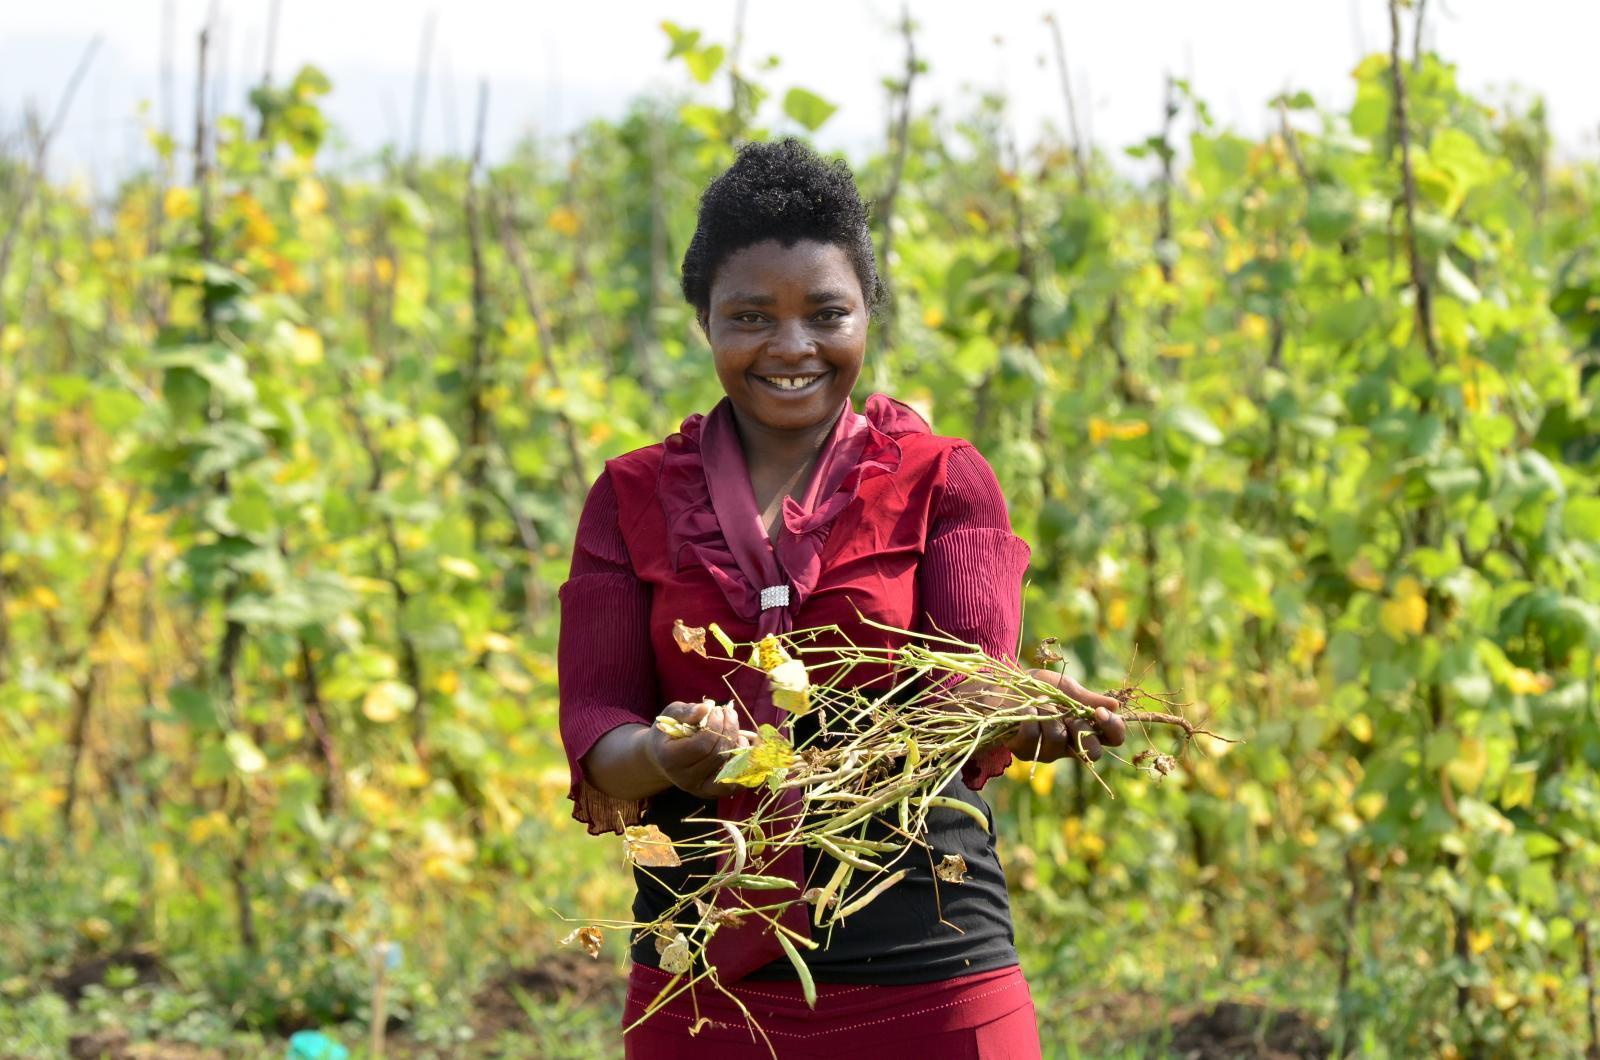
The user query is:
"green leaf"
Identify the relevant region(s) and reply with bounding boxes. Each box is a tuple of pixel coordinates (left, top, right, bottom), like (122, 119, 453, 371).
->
(1564, 496, 1600, 539)
(169, 684, 222, 732)
(782, 87, 838, 131)
(225, 731, 267, 775)
(1437, 256, 1481, 304)
(685, 44, 725, 84)
(1166, 405, 1224, 446)
(776, 930, 817, 1009)
(1500, 761, 1538, 811)
(417, 414, 460, 469)
(660, 21, 702, 59)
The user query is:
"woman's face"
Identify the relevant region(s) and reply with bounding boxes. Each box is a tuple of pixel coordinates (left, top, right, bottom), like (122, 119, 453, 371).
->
(702, 239, 867, 437)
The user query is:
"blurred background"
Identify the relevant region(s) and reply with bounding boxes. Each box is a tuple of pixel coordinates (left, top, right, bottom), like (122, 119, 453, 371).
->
(2, 1, 1598, 1057)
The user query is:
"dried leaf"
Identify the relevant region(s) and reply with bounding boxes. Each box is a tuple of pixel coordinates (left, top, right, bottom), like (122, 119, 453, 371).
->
(689, 1017, 713, 1036)
(658, 932, 693, 974)
(802, 887, 835, 910)
(672, 618, 707, 657)
(560, 925, 604, 959)
(714, 724, 795, 788)
(1031, 637, 1064, 666)
(935, 854, 969, 884)
(623, 824, 682, 867)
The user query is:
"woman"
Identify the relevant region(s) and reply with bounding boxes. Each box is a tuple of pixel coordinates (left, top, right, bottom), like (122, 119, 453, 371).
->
(558, 139, 1125, 1058)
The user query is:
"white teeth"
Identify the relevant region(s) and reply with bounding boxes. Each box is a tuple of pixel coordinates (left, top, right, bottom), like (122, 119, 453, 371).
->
(761, 375, 822, 391)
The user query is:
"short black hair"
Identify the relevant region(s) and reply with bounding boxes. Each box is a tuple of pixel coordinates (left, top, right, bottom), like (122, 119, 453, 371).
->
(680, 138, 885, 317)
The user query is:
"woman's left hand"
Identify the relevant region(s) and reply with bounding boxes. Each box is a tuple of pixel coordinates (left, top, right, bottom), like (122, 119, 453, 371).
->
(961, 668, 1127, 764)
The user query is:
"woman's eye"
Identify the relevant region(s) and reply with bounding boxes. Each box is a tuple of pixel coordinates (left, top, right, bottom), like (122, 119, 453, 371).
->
(815, 308, 848, 321)
(734, 312, 766, 324)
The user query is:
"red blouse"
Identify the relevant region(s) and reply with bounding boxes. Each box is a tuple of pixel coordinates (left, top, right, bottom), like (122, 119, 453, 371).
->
(557, 394, 1032, 836)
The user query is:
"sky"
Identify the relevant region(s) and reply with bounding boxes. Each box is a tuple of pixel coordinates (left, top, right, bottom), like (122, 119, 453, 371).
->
(3, 0, 1598, 182)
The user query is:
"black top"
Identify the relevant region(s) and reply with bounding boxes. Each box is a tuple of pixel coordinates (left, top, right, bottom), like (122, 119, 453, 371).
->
(626, 710, 1018, 985)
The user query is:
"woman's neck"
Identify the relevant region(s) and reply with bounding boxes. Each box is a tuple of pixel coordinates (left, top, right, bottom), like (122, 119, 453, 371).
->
(728, 402, 843, 477)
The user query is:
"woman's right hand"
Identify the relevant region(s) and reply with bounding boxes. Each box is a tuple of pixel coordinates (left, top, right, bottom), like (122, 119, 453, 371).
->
(646, 700, 750, 800)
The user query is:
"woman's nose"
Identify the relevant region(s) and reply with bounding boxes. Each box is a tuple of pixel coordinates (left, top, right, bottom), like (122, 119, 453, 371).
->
(768, 319, 815, 356)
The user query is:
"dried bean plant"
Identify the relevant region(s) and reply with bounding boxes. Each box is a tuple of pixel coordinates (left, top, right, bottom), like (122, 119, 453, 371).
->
(557, 615, 1232, 1051)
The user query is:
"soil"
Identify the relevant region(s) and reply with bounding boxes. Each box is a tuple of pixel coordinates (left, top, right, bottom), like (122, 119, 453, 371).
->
(65, 1026, 221, 1060)
(1152, 999, 1330, 1059)
(51, 948, 170, 1004)
(1068, 989, 1329, 1059)
(473, 949, 623, 1024)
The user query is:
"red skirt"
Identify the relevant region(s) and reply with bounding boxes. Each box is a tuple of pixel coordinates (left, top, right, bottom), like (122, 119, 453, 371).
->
(622, 962, 1041, 1059)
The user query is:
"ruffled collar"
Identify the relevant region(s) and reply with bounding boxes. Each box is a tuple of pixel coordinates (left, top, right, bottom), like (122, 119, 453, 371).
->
(657, 393, 930, 633)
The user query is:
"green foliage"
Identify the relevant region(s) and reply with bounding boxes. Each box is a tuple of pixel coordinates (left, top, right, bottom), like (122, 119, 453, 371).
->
(0, 17, 1596, 1058)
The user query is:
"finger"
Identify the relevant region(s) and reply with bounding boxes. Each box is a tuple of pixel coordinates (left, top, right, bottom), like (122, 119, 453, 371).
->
(664, 728, 724, 770)
(1033, 670, 1121, 711)
(1094, 706, 1127, 747)
(1039, 719, 1076, 762)
(1009, 719, 1043, 759)
(663, 700, 712, 725)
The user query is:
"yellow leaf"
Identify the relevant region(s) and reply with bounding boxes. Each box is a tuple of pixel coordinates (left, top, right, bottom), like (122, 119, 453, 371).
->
(163, 186, 194, 220)
(481, 631, 515, 654)
(363, 680, 416, 723)
(1029, 761, 1056, 797)
(186, 810, 232, 845)
(768, 659, 812, 715)
(1345, 555, 1385, 592)
(623, 824, 682, 867)
(1468, 927, 1494, 955)
(547, 206, 580, 236)
(1379, 576, 1428, 640)
(1158, 341, 1196, 359)
(78, 917, 113, 944)
(753, 634, 791, 672)
(1499, 762, 1537, 810)
(29, 585, 61, 610)
(922, 306, 945, 329)
(289, 326, 323, 365)
(439, 556, 480, 580)
(291, 178, 327, 220)
(1446, 736, 1488, 794)
(495, 666, 533, 694)
(1505, 667, 1553, 696)
(1106, 597, 1128, 632)
(715, 724, 796, 788)
(225, 731, 267, 774)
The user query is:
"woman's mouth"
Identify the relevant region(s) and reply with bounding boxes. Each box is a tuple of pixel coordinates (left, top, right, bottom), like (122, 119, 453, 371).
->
(752, 371, 830, 395)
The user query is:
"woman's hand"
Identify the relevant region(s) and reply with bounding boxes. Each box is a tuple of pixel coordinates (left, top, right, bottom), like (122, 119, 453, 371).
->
(645, 700, 751, 800)
(1005, 669, 1126, 763)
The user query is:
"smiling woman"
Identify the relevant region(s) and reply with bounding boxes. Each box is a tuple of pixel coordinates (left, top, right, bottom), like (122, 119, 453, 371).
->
(555, 139, 1122, 1058)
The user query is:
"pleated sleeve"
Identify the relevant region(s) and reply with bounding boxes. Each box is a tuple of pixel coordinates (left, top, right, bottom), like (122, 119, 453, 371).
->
(557, 469, 659, 835)
(916, 444, 1033, 790)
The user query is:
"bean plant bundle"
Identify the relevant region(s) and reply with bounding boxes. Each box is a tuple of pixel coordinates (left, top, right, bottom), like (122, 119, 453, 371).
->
(560, 614, 1231, 1041)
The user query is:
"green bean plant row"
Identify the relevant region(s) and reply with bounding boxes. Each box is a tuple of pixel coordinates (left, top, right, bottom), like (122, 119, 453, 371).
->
(0, 7, 1596, 1057)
